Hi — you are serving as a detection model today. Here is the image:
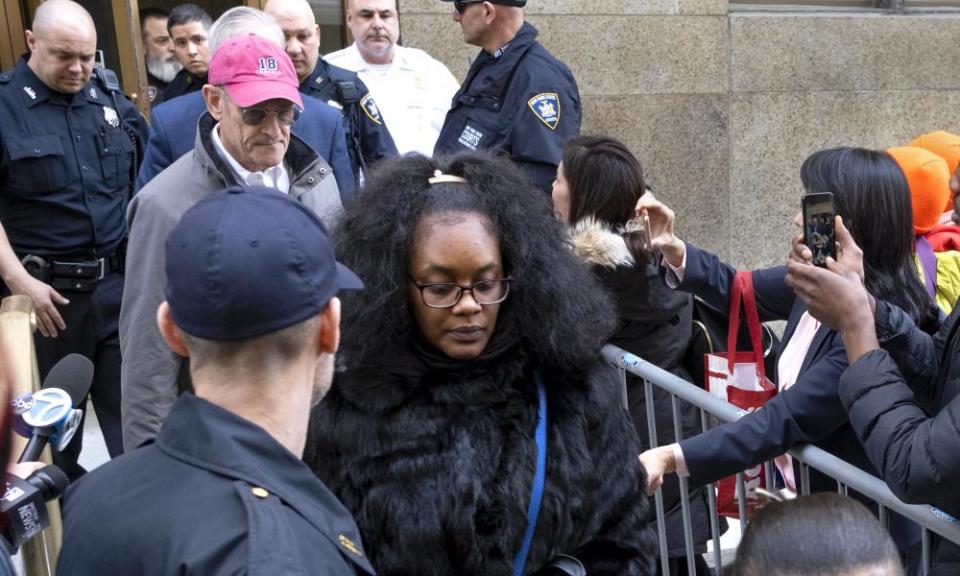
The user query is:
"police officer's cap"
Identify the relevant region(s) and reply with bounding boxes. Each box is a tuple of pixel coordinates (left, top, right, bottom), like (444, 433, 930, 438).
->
(164, 186, 363, 341)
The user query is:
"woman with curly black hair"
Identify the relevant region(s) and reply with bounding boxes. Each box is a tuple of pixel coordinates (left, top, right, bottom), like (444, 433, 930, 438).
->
(304, 151, 655, 576)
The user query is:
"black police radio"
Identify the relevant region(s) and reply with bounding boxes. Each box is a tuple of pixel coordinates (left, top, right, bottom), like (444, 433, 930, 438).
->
(335, 81, 359, 106)
(335, 81, 367, 177)
(93, 51, 122, 93)
(93, 50, 141, 188)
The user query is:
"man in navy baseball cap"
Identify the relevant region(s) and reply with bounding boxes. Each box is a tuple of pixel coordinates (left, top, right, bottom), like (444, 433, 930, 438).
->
(163, 184, 361, 341)
(57, 186, 374, 575)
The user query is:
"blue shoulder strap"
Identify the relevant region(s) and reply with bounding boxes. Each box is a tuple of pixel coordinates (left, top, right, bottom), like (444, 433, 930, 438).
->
(513, 371, 548, 576)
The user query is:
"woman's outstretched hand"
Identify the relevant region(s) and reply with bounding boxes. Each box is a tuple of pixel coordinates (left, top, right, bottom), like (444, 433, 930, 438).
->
(638, 445, 678, 495)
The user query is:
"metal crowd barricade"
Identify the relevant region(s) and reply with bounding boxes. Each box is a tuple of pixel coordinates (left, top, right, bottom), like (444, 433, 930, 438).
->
(602, 344, 960, 576)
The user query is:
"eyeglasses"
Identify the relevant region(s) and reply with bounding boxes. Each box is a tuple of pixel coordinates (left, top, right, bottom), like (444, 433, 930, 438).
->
(237, 105, 302, 127)
(454, 0, 484, 13)
(410, 277, 512, 308)
(219, 88, 302, 126)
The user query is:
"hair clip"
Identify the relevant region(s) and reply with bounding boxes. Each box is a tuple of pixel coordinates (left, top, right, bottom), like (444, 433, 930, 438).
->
(428, 169, 468, 185)
(754, 487, 797, 503)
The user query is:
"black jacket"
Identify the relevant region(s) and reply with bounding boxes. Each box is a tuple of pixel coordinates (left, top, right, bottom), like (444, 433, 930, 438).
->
(434, 22, 581, 192)
(301, 58, 397, 182)
(58, 394, 374, 575)
(841, 300, 960, 575)
(146, 71, 168, 107)
(672, 244, 874, 492)
(305, 343, 656, 576)
(162, 69, 204, 102)
(570, 219, 711, 558)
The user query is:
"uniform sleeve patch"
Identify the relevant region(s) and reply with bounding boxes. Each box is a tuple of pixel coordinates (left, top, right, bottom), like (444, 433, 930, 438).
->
(528, 93, 561, 131)
(360, 94, 383, 125)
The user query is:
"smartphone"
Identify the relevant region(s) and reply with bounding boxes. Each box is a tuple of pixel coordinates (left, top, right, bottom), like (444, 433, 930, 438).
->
(623, 210, 652, 261)
(802, 192, 836, 268)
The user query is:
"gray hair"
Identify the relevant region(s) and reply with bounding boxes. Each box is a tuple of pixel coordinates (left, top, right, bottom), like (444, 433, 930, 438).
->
(208, 7, 284, 53)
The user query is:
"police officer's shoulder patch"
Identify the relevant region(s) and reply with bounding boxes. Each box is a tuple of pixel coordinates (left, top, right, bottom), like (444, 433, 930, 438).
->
(360, 94, 382, 125)
(527, 93, 561, 131)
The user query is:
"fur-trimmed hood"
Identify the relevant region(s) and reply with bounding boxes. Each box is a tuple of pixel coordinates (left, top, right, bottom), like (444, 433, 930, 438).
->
(569, 217, 634, 269)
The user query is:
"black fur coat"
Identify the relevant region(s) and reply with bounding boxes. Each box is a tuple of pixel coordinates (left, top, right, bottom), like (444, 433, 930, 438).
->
(305, 344, 655, 575)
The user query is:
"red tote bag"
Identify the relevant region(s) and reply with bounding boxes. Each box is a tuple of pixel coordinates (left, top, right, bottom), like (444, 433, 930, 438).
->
(704, 271, 777, 518)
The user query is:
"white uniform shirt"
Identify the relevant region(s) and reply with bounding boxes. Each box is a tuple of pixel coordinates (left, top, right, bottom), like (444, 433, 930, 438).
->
(326, 43, 460, 157)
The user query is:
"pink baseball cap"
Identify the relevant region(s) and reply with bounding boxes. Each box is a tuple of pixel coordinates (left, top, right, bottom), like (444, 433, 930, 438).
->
(208, 34, 304, 110)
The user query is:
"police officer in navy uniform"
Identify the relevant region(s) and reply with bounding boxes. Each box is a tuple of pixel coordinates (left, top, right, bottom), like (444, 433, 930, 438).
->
(265, 0, 397, 185)
(162, 4, 212, 102)
(0, 0, 146, 479)
(140, 7, 181, 108)
(435, 0, 581, 192)
(57, 186, 374, 576)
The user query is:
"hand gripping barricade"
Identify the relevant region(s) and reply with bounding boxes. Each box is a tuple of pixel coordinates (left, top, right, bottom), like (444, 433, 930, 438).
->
(703, 271, 776, 518)
(603, 345, 960, 576)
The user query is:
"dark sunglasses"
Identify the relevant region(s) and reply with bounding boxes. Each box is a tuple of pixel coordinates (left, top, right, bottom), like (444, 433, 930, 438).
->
(237, 105, 302, 127)
(219, 88, 302, 126)
(454, 0, 484, 13)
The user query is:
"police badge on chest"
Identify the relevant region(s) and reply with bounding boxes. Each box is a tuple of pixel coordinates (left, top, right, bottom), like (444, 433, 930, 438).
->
(103, 106, 120, 128)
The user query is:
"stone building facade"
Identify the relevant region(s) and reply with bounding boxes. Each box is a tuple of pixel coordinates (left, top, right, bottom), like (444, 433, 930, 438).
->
(400, 0, 960, 268)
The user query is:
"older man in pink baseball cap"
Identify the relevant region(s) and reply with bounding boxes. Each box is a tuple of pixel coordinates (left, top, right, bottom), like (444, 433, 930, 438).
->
(121, 32, 345, 453)
(209, 33, 304, 109)
(205, 33, 305, 176)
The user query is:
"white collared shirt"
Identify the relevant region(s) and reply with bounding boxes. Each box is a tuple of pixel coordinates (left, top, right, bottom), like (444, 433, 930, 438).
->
(325, 43, 461, 157)
(211, 123, 291, 193)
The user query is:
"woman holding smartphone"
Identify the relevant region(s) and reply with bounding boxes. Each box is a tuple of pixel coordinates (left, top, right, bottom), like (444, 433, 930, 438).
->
(637, 147, 936, 567)
(552, 135, 711, 576)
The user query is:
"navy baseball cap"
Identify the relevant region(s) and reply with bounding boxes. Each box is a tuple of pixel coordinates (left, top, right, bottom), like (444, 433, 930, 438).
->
(164, 186, 363, 341)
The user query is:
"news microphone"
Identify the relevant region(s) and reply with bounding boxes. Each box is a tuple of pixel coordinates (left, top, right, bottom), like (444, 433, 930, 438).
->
(1, 465, 69, 549)
(40, 353, 94, 407)
(12, 354, 93, 463)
